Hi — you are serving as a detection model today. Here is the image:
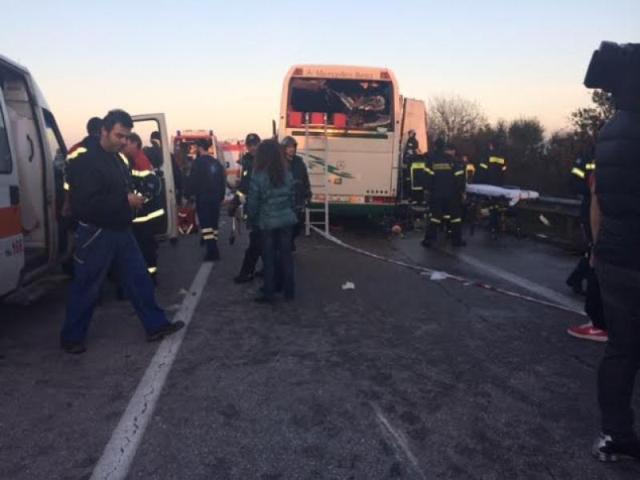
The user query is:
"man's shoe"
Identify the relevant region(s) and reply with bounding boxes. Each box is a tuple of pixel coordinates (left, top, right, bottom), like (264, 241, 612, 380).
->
(234, 273, 254, 284)
(147, 320, 186, 342)
(567, 323, 608, 343)
(61, 342, 87, 355)
(592, 433, 640, 462)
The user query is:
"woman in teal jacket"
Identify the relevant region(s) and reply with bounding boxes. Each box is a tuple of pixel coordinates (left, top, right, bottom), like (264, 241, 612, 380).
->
(247, 140, 297, 302)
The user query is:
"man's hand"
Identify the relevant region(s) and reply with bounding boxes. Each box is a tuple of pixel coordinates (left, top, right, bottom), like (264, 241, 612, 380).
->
(128, 193, 145, 210)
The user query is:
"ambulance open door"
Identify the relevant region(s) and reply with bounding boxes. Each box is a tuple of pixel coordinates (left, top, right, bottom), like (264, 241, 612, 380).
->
(131, 113, 178, 241)
(0, 88, 24, 296)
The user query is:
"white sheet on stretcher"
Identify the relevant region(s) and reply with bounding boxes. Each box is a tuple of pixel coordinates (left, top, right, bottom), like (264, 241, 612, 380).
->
(466, 184, 540, 206)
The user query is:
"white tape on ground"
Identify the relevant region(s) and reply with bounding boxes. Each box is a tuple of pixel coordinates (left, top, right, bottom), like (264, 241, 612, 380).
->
(310, 226, 585, 316)
(90, 262, 214, 480)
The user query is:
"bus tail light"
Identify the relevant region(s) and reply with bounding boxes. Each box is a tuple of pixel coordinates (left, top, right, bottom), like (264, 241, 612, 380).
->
(365, 196, 396, 204)
(333, 113, 347, 128)
(288, 111, 303, 127)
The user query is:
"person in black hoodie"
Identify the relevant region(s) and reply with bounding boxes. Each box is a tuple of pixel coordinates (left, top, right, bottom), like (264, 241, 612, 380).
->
(188, 138, 226, 261)
(585, 41, 640, 463)
(60, 109, 184, 354)
(231, 133, 262, 283)
(281, 136, 311, 251)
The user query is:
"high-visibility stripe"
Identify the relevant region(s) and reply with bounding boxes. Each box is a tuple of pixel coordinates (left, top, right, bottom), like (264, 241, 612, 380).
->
(479, 163, 488, 169)
(433, 163, 452, 171)
(424, 168, 434, 175)
(147, 266, 158, 274)
(119, 153, 129, 167)
(502, 166, 507, 171)
(236, 191, 246, 199)
(202, 234, 215, 240)
(131, 169, 153, 177)
(132, 208, 165, 223)
(586, 163, 596, 170)
(450, 218, 462, 224)
(489, 156, 505, 165)
(571, 167, 585, 179)
(201, 228, 214, 233)
(66, 147, 87, 161)
(63, 182, 70, 191)
(443, 215, 451, 219)
(454, 170, 465, 176)
(430, 217, 441, 224)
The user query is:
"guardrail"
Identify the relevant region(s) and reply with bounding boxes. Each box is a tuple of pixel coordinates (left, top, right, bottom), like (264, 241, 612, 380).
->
(515, 195, 585, 249)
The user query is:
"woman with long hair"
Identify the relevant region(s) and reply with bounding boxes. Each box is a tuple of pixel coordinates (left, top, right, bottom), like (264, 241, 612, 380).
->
(246, 139, 297, 302)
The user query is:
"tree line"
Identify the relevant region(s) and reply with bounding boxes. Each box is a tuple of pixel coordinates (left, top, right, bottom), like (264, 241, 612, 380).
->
(427, 91, 614, 196)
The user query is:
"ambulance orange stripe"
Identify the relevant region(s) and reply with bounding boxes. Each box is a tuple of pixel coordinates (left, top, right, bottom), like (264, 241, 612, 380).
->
(0, 206, 22, 238)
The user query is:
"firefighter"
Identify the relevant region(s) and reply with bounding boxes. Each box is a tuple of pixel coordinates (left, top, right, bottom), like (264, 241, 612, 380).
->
(188, 138, 226, 261)
(565, 151, 596, 294)
(123, 133, 165, 283)
(403, 130, 423, 201)
(281, 136, 311, 251)
(421, 139, 466, 248)
(478, 141, 508, 238)
(61, 109, 183, 354)
(230, 133, 262, 283)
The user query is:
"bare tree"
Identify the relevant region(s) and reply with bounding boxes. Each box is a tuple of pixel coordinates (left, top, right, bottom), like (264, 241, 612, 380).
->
(428, 95, 488, 143)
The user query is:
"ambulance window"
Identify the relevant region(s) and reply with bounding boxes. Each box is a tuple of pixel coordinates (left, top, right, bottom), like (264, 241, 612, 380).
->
(42, 109, 65, 165)
(0, 103, 12, 173)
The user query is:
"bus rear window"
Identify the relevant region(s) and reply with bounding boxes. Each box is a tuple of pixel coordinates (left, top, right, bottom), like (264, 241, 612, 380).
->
(288, 78, 393, 131)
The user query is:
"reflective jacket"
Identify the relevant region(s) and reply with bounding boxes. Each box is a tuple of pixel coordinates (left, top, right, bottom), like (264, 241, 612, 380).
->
(424, 151, 466, 199)
(570, 156, 596, 224)
(188, 154, 226, 204)
(130, 150, 165, 225)
(478, 154, 507, 186)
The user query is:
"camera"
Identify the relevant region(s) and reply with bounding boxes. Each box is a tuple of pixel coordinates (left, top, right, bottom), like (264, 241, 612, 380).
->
(584, 41, 640, 95)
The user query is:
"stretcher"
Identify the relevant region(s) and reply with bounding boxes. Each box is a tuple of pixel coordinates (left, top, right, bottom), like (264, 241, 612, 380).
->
(466, 184, 540, 207)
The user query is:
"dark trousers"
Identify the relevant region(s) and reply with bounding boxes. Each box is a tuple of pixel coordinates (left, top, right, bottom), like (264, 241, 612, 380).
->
(61, 224, 169, 344)
(239, 230, 262, 275)
(424, 196, 463, 243)
(585, 266, 606, 330)
(261, 227, 294, 299)
(567, 221, 594, 289)
(292, 209, 305, 250)
(596, 260, 640, 440)
(196, 197, 221, 259)
(132, 220, 158, 275)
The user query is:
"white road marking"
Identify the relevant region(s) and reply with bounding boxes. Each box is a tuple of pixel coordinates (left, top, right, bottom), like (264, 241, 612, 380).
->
(452, 251, 583, 312)
(90, 262, 214, 480)
(371, 402, 427, 480)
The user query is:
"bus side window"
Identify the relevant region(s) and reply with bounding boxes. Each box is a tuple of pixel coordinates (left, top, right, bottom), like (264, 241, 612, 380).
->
(0, 103, 12, 174)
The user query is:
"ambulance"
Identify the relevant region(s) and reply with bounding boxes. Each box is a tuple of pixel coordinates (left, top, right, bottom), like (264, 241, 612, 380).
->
(0, 55, 177, 298)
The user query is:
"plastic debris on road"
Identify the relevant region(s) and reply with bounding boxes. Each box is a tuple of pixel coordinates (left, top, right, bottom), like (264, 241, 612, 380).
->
(341, 281, 356, 290)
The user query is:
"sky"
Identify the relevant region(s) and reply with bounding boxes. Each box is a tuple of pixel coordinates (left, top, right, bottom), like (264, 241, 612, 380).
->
(1, 0, 639, 145)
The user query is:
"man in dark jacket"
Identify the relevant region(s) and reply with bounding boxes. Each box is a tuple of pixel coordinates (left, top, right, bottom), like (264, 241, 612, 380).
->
(585, 41, 640, 462)
(422, 140, 466, 248)
(189, 139, 226, 261)
(281, 136, 311, 250)
(231, 133, 261, 283)
(60, 109, 183, 354)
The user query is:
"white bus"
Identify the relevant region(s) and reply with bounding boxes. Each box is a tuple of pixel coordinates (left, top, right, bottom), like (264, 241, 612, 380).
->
(0, 54, 177, 299)
(278, 65, 428, 217)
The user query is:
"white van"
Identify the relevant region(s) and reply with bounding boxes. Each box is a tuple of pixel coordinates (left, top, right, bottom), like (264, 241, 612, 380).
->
(0, 55, 177, 298)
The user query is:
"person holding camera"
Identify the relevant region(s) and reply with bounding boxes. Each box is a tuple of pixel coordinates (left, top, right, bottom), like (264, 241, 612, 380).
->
(585, 41, 640, 462)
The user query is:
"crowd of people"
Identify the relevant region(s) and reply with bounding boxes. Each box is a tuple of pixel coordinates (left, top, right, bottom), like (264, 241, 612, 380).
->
(54, 40, 640, 465)
(59, 118, 311, 354)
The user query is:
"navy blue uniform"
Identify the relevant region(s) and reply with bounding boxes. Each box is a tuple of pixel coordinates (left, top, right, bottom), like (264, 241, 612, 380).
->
(189, 153, 226, 260)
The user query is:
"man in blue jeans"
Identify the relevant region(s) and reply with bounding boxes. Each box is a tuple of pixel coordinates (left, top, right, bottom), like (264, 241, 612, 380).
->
(60, 109, 184, 354)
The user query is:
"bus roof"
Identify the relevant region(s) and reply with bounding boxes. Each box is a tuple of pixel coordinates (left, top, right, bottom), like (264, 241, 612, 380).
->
(286, 65, 397, 83)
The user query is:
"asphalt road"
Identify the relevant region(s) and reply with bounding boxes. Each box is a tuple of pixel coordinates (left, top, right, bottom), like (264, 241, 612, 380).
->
(1, 220, 639, 480)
